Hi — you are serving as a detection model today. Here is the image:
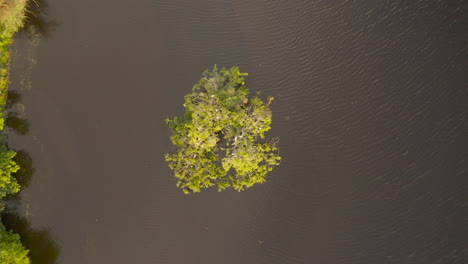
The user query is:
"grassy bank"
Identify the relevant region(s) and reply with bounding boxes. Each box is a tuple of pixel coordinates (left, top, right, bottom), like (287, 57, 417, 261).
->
(0, 1, 30, 264)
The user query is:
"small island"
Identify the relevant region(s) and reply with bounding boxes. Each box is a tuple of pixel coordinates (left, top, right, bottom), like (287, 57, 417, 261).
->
(165, 66, 281, 194)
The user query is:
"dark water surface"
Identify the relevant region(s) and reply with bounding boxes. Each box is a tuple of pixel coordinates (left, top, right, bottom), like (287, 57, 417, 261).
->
(7, 0, 468, 263)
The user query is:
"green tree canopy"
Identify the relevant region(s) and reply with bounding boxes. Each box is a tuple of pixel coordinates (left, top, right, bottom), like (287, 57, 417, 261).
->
(0, 224, 30, 264)
(0, 145, 20, 200)
(165, 66, 281, 194)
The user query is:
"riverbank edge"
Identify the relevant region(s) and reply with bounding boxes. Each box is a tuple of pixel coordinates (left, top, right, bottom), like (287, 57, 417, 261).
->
(1, 0, 28, 123)
(0, 1, 31, 264)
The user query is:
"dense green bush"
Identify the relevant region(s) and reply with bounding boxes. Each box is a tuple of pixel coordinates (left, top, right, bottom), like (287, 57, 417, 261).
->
(0, 145, 20, 200)
(166, 66, 281, 193)
(0, 223, 29, 264)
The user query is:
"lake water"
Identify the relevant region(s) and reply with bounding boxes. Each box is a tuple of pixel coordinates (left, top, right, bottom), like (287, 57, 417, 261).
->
(6, 0, 468, 263)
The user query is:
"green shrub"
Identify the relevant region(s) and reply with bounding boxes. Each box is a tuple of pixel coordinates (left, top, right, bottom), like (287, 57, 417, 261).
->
(0, 223, 30, 264)
(0, 145, 20, 200)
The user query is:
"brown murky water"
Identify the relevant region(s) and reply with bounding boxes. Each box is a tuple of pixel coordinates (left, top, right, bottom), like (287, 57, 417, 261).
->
(6, 0, 468, 263)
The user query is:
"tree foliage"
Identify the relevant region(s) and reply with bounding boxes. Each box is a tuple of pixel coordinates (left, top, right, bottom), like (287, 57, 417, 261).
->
(166, 66, 281, 193)
(0, 144, 20, 200)
(0, 223, 30, 264)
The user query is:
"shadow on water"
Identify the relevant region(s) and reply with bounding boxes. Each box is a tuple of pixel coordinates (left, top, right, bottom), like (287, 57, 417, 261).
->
(13, 150, 34, 188)
(5, 112, 30, 134)
(21, 0, 57, 38)
(5, 90, 22, 108)
(1, 209, 61, 264)
(5, 90, 30, 135)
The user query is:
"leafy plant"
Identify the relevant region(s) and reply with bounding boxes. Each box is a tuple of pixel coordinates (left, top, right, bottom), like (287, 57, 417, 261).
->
(166, 66, 281, 194)
(0, 223, 30, 264)
(0, 145, 19, 200)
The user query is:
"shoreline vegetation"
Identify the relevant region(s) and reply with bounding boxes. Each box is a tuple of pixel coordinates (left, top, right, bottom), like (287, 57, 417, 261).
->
(0, 0, 31, 263)
(1, 0, 28, 123)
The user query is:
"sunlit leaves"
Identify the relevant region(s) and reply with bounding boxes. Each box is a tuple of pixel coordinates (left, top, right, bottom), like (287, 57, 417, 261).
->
(0, 224, 30, 264)
(166, 66, 281, 194)
(0, 145, 19, 200)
